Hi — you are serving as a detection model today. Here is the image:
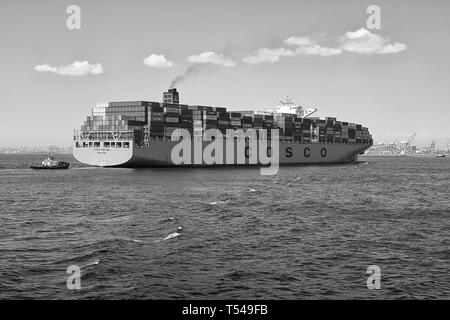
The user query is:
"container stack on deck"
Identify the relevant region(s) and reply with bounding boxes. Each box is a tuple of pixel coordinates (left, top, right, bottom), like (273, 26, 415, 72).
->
(334, 121, 342, 143)
(362, 127, 370, 144)
(163, 103, 180, 138)
(342, 122, 349, 143)
(107, 101, 148, 122)
(318, 119, 325, 142)
(325, 117, 336, 143)
(302, 118, 312, 142)
(229, 112, 242, 130)
(81, 115, 127, 131)
(180, 106, 194, 137)
(356, 124, 363, 144)
(293, 117, 302, 141)
(147, 103, 164, 138)
(217, 109, 230, 135)
(275, 115, 294, 140)
(263, 114, 275, 138)
(79, 89, 372, 145)
(203, 110, 218, 131)
(348, 123, 356, 144)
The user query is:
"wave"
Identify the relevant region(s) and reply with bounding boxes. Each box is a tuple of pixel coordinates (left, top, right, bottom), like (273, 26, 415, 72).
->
(54, 247, 109, 265)
(154, 227, 183, 242)
(81, 259, 100, 268)
(86, 216, 132, 224)
(162, 232, 181, 241)
(121, 238, 145, 244)
(209, 199, 231, 205)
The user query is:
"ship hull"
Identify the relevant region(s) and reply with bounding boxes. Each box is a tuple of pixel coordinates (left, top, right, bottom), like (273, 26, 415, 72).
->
(73, 140, 371, 167)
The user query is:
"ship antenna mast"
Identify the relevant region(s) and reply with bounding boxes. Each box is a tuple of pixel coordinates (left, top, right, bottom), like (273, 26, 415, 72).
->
(279, 96, 295, 107)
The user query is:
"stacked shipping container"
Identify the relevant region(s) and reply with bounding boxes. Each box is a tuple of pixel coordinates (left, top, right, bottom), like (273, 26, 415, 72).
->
(163, 103, 180, 138)
(180, 107, 194, 137)
(80, 100, 373, 146)
(148, 103, 164, 138)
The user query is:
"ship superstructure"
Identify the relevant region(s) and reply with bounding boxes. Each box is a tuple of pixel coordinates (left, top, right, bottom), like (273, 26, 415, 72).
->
(73, 89, 373, 167)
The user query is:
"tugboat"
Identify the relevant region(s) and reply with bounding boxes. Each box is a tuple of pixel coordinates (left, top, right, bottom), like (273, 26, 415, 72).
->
(30, 153, 70, 170)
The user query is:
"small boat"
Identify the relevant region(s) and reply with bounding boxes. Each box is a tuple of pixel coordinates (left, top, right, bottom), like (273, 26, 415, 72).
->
(30, 153, 70, 169)
(437, 154, 446, 158)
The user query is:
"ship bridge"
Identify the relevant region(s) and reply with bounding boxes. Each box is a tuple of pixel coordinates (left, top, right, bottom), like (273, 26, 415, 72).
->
(270, 97, 317, 118)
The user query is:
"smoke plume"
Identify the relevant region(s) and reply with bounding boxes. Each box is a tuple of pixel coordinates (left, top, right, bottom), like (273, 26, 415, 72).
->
(169, 64, 203, 89)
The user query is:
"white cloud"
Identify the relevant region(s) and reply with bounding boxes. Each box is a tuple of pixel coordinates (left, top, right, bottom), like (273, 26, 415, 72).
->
(285, 36, 343, 56)
(143, 54, 175, 68)
(34, 61, 103, 76)
(243, 36, 342, 64)
(284, 36, 316, 47)
(243, 48, 296, 64)
(339, 28, 407, 55)
(296, 44, 343, 56)
(187, 51, 235, 67)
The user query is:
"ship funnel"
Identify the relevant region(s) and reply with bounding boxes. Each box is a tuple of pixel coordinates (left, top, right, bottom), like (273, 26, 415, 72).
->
(163, 88, 179, 104)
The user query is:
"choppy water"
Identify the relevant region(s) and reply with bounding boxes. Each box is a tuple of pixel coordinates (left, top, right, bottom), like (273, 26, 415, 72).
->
(0, 154, 449, 299)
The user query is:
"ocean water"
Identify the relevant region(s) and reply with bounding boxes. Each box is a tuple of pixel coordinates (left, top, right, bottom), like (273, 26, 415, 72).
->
(0, 154, 449, 299)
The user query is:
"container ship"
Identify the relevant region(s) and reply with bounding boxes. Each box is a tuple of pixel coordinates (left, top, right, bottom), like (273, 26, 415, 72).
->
(73, 89, 373, 168)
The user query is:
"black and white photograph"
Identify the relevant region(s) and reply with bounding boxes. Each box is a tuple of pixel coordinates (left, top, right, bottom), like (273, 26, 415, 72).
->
(0, 0, 449, 312)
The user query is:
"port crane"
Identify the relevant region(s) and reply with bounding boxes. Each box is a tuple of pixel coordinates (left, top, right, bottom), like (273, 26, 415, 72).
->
(400, 133, 416, 146)
(430, 140, 436, 151)
(400, 133, 417, 155)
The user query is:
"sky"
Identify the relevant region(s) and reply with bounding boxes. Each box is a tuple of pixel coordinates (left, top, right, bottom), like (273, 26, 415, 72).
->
(0, 0, 449, 147)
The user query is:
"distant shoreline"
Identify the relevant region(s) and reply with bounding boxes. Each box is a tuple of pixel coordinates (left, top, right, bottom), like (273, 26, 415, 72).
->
(361, 153, 448, 158)
(0, 152, 72, 155)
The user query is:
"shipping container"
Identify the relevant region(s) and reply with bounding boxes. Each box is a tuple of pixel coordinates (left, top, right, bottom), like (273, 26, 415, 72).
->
(203, 114, 218, 121)
(213, 107, 227, 113)
(242, 116, 253, 124)
(189, 105, 213, 112)
(218, 112, 230, 120)
(180, 109, 193, 115)
(164, 116, 179, 123)
(203, 110, 217, 116)
(239, 111, 255, 117)
(164, 106, 180, 114)
(230, 120, 242, 128)
(164, 122, 179, 128)
(109, 101, 150, 107)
